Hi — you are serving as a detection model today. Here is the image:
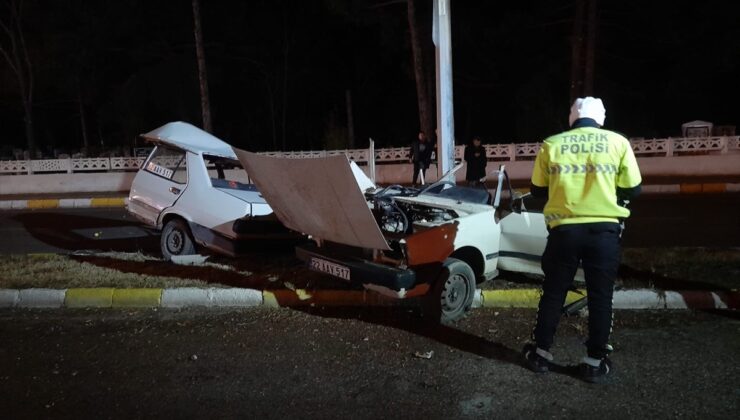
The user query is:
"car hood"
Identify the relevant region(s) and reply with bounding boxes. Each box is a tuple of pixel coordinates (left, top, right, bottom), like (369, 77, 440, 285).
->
(141, 121, 237, 159)
(234, 149, 390, 250)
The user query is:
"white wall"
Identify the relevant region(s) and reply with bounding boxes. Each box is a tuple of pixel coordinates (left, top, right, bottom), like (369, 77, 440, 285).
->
(1, 155, 739, 195)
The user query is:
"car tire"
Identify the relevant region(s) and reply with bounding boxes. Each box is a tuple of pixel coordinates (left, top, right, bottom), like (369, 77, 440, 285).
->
(161, 218, 196, 260)
(424, 258, 476, 324)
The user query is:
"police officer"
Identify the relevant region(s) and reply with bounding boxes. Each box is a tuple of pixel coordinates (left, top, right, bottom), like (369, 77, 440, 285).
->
(523, 97, 642, 383)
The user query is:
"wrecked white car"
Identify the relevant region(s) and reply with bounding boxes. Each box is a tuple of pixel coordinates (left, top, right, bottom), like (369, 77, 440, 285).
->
(237, 151, 554, 323)
(127, 122, 287, 259)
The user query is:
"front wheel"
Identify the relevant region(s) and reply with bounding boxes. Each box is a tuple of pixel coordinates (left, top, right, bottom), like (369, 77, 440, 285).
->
(161, 218, 196, 260)
(424, 258, 476, 324)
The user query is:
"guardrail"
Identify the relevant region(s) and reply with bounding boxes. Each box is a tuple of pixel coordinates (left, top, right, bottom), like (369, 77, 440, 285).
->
(1, 136, 738, 175)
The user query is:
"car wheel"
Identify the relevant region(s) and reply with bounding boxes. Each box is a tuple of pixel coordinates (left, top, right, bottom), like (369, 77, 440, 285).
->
(161, 219, 196, 260)
(425, 258, 476, 324)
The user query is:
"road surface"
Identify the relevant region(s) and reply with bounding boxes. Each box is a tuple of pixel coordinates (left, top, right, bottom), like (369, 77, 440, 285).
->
(0, 307, 738, 419)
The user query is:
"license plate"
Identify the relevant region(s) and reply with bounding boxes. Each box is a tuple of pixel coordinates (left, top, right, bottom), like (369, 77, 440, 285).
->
(309, 257, 350, 281)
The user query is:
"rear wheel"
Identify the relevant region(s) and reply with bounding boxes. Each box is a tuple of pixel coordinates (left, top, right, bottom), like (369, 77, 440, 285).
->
(161, 218, 196, 260)
(424, 258, 476, 324)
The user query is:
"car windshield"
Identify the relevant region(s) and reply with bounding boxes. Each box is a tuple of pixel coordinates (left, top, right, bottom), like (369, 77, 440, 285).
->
(420, 184, 492, 205)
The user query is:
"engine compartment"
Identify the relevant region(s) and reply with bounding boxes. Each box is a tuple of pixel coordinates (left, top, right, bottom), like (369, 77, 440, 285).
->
(368, 186, 459, 235)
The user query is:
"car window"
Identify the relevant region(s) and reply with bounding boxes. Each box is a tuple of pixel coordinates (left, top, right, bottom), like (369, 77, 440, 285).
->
(171, 161, 188, 184)
(145, 146, 187, 184)
(203, 154, 245, 185)
(503, 188, 547, 214)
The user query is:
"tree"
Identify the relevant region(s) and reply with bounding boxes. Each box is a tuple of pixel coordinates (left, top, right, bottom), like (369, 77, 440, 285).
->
(0, 0, 35, 156)
(407, 0, 433, 142)
(570, 0, 598, 101)
(192, 0, 213, 133)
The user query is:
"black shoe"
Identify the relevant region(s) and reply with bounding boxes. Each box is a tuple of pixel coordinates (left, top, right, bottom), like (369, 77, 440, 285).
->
(522, 344, 551, 373)
(579, 357, 613, 383)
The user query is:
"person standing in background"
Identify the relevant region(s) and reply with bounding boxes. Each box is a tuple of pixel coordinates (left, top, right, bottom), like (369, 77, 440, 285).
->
(464, 136, 487, 186)
(410, 131, 433, 186)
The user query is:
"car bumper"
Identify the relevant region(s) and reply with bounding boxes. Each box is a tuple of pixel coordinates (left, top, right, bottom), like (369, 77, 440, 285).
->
(296, 243, 417, 293)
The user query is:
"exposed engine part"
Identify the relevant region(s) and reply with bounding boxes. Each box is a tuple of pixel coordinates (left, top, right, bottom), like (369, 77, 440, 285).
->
(372, 197, 409, 234)
(408, 205, 456, 227)
(370, 190, 457, 234)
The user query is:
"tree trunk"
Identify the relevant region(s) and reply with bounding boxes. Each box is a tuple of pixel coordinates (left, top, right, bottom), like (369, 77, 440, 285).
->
(583, 0, 598, 96)
(345, 89, 355, 149)
(407, 0, 433, 142)
(281, 11, 290, 150)
(22, 99, 34, 157)
(569, 0, 586, 102)
(266, 82, 277, 150)
(78, 83, 89, 156)
(0, 0, 36, 156)
(191, 0, 213, 133)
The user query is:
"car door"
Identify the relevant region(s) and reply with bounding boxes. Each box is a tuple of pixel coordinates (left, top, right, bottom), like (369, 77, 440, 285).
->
(498, 195, 549, 275)
(498, 192, 585, 281)
(128, 145, 188, 227)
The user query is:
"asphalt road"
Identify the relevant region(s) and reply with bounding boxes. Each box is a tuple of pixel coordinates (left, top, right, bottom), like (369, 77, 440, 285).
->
(0, 208, 160, 255)
(1, 194, 739, 255)
(0, 307, 738, 419)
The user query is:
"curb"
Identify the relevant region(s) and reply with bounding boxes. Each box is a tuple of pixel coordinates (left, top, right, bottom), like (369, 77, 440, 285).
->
(0, 287, 737, 310)
(640, 183, 740, 194)
(0, 197, 128, 210)
(479, 288, 739, 310)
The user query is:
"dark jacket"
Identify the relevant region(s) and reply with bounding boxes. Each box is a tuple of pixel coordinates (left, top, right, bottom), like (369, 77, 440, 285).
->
(464, 144, 487, 181)
(410, 140, 433, 168)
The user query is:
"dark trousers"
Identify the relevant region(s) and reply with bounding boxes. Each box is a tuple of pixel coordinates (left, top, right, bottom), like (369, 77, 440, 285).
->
(533, 222, 621, 359)
(412, 162, 427, 185)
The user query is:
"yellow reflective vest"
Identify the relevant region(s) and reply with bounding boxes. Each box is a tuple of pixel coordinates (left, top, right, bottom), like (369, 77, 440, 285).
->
(531, 126, 642, 228)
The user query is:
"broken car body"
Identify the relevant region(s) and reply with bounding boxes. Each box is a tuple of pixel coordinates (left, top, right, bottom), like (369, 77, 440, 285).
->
(127, 122, 283, 259)
(237, 151, 556, 322)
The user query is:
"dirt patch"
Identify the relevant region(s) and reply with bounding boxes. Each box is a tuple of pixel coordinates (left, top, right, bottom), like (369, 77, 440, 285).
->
(70, 252, 355, 290)
(4, 247, 738, 292)
(621, 247, 740, 290)
(0, 250, 353, 291)
(482, 247, 740, 291)
(0, 254, 208, 289)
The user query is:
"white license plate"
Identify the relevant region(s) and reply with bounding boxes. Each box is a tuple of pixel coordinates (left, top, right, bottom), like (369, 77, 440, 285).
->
(309, 257, 350, 281)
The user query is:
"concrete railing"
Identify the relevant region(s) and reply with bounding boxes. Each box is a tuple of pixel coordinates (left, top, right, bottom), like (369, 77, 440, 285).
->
(1, 136, 738, 175)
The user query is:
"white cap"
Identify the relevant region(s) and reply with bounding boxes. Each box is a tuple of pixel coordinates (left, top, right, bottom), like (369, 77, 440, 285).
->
(568, 96, 606, 127)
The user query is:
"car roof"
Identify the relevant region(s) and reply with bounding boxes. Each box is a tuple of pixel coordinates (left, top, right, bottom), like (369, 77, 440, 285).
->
(141, 121, 237, 159)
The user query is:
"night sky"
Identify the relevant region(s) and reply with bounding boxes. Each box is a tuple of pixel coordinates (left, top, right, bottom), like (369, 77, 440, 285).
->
(0, 0, 738, 156)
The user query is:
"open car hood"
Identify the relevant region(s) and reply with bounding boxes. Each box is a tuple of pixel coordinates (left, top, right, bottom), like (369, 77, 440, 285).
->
(234, 150, 390, 251)
(141, 121, 237, 159)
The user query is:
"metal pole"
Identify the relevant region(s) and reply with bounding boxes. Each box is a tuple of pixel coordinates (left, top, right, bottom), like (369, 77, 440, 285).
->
(368, 138, 376, 183)
(433, 0, 455, 182)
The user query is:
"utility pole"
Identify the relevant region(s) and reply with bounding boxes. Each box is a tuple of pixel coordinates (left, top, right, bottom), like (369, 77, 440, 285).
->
(432, 0, 455, 182)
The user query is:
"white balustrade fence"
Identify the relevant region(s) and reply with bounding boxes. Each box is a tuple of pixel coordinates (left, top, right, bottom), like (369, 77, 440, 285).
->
(1, 136, 738, 175)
